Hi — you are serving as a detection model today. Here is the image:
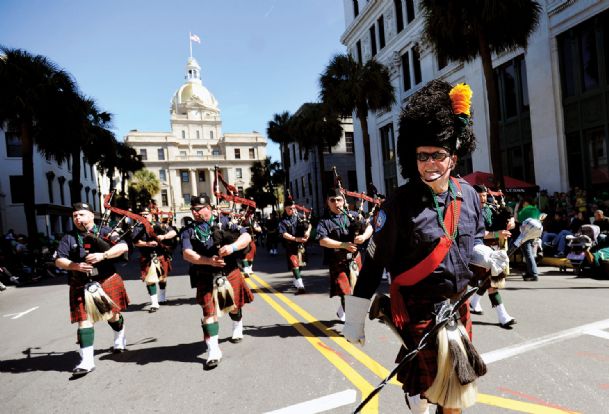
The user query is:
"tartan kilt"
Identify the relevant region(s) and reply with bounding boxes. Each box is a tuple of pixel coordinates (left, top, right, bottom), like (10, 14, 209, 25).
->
(395, 293, 472, 397)
(245, 240, 257, 261)
(195, 268, 254, 318)
(328, 253, 362, 297)
(139, 254, 172, 282)
(69, 273, 130, 323)
(285, 244, 306, 270)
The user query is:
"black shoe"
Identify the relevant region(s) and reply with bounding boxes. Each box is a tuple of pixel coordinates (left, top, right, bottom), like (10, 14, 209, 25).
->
(72, 366, 95, 377)
(295, 288, 306, 295)
(470, 308, 484, 315)
(149, 306, 159, 313)
(205, 359, 220, 370)
(230, 337, 243, 344)
(113, 348, 127, 354)
(523, 275, 539, 281)
(499, 318, 517, 329)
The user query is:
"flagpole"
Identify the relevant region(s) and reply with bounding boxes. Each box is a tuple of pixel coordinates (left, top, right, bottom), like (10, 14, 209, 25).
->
(189, 32, 193, 58)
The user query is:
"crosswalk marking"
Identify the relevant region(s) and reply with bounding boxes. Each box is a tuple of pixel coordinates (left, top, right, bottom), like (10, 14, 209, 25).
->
(264, 389, 357, 414)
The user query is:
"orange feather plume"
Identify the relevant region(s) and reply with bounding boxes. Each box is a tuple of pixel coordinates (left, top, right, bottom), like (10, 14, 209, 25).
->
(449, 83, 473, 117)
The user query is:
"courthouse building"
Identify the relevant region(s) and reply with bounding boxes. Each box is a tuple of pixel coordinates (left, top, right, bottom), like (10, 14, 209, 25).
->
(125, 57, 267, 225)
(341, 0, 609, 195)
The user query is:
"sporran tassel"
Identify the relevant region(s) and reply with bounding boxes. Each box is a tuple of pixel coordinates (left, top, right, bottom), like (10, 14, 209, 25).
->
(457, 323, 487, 377)
(425, 323, 478, 409)
(144, 255, 161, 284)
(447, 325, 477, 385)
(212, 275, 236, 316)
(349, 260, 359, 292)
(490, 273, 506, 289)
(84, 282, 117, 323)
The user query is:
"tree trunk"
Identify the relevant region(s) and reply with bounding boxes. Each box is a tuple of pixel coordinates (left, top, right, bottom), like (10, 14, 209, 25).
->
(357, 108, 373, 193)
(479, 31, 505, 190)
(70, 149, 82, 203)
(20, 123, 38, 240)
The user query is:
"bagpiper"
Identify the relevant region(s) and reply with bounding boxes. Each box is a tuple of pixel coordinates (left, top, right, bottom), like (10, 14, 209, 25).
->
(278, 200, 311, 294)
(54, 202, 130, 376)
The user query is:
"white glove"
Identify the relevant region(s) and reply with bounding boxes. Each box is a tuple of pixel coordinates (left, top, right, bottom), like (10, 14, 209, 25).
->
(342, 295, 370, 346)
(471, 244, 508, 276)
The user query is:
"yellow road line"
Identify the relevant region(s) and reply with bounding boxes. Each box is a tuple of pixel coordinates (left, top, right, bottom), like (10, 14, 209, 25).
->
(250, 273, 400, 386)
(248, 272, 581, 413)
(246, 277, 379, 413)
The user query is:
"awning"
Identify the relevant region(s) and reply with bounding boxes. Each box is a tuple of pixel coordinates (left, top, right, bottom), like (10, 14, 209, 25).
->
(462, 171, 539, 193)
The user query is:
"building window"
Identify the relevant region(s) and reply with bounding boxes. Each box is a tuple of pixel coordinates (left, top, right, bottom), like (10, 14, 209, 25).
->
(212, 148, 221, 156)
(91, 190, 97, 210)
(161, 189, 168, 207)
(380, 123, 397, 196)
(5, 131, 21, 157)
(249, 148, 255, 159)
(356, 40, 363, 64)
(437, 51, 448, 71)
(345, 132, 354, 153)
(196, 150, 204, 157)
(159, 169, 166, 182)
(179, 150, 187, 158)
(394, 0, 404, 33)
(58, 177, 65, 205)
(353, 0, 359, 17)
(181, 130, 186, 139)
(210, 130, 214, 139)
(196, 130, 200, 139)
(9, 175, 25, 203)
(377, 15, 385, 50)
(67, 156, 71, 171)
(83, 157, 87, 178)
(90, 164, 93, 179)
(158, 148, 165, 160)
(294, 179, 299, 198)
(369, 25, 377, 57)
(402, 51, 411, 91)
(85, 187, 90, 204)
(46, 172, 55, 204)
(236, 168, 243, 179)
(183, 193, 191, 204)
(405, 0, 415, 24)
(198, 171, 206, 182)
(348, 170, 358, 190)
(181, 170, 189, 182)
(234, 148, 241, 159)
(139, 149, 147, 161)
(237, 186, 243, 195)
(301, 176, 306, 196)
(413, 47, 422, 85)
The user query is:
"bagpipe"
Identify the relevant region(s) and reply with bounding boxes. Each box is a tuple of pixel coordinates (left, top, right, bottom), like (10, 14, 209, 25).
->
(331, 166, 381, 242)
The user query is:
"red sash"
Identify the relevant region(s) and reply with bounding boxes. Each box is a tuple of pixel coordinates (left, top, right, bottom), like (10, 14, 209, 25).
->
(391, 178, 462, 329)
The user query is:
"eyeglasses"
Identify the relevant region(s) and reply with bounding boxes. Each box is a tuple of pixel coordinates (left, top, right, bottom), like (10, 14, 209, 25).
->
(328, 197, 343, 203)
(190, 205, 209, 212)
(416, 151, 451, 162)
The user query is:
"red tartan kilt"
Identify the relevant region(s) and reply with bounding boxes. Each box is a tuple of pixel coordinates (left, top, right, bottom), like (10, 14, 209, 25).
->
(328, 253, 362, 297)
(195, 268, 254, 318)
(139, 255, 172, 281)
(69, 273, 130, 323)
(395, 294, 472, 397)
(245, 240, 256, 261)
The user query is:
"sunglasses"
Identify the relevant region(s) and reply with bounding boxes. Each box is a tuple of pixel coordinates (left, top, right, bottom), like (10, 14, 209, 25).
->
(328, 197, 344, 203)
(190, 205, 209, 212)
(416, 151, 451, 162)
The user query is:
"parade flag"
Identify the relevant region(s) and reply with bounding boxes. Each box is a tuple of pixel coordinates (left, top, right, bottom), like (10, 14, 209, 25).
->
(190, 33, 201, 43)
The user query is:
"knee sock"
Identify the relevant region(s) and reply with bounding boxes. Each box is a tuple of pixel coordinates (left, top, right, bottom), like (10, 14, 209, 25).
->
(158, 281, 167, 290)
(292, 268, 301, 279)
(108, 314, 124, 332)
(229, 309, 242, 321)
(146, 284, 157, 295)
(77, 327, 95, 347)
(489, 291, 503, 308)
(242, 260, 250, 268)
(202, 322, 219, 338)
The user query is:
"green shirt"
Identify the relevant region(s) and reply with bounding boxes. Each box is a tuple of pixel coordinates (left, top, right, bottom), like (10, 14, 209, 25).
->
(518, 204, 542, 222)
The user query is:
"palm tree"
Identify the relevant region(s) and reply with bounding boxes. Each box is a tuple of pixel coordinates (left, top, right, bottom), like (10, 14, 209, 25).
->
(266, 111, 293, 194)
(289, 103, 343, 200)
(0, 47, 78, 238)
(246, 157, 285, 211)
(115, 142, 144, 194)
(420, 0, 542, 189)
(128, 169, 161, 211)
(320, 54, 395, 192)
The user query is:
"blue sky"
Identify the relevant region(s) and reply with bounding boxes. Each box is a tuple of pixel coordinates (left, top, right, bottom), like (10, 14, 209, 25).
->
(0, 0, 347, 162)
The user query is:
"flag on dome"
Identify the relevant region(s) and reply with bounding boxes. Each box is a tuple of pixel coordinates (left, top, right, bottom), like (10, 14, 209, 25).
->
(190, 33, 201, 43)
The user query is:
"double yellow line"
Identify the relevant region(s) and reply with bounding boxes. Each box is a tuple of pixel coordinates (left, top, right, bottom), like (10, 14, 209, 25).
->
(246, 272, 580, 414)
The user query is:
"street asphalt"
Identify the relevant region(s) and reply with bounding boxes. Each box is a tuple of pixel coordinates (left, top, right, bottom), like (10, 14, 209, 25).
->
(1, 244, 608, 413)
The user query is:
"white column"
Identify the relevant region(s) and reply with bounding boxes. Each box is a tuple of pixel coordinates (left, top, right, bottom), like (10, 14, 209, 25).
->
(190, 169, 197, 197)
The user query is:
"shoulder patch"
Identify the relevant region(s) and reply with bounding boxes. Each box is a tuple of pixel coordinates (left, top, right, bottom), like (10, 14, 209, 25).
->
(375, 210, 386, 233)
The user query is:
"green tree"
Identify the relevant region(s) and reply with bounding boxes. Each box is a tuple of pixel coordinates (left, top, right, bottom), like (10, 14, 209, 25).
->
(289, 103, 343, 199)
(0, 47, 78, 238)
(320, 54, 395, 192)
(116, 142, 144, 194)
(266, 111, 293, 196)
(128, 169, 160, 211)
(246, 157, 285, 211)
(420, 0, 542, 189)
